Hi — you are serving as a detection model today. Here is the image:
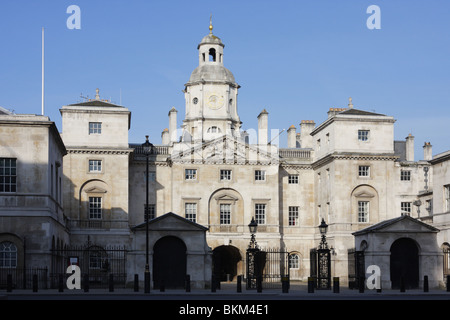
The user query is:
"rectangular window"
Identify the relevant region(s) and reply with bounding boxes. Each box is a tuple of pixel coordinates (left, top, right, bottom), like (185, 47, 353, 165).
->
(0, 158, 17, 193)
(426, 199, 432, 215)
(220, 204, 231, 225)
(400, 170, 411, 181)
(288, 175, 298, 184)
(89, 160, 102, 173)
(185, 203, 197, 222)
(89, 197, 102, 219)
(401, 202, 412, 216)
(185, 169, 197, 180)
(220, 170, 232, 181)
(255, 204, 266, 225)
(255, 170, 266, 181)
(89, 122, 102, 134)
(358, 166, 370, 177)
(445, 185, 450, 212)
(358, 130, 369, 141)
(358, 201, 369, 223)
(288, 206, 299, 226)
(144, 204, 155, 221)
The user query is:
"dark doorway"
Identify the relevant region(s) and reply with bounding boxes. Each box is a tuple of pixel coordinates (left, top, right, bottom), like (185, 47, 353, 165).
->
(213, 245, 241, 281)
(390, 238, 419, 289)
(153, 236, 186, 289)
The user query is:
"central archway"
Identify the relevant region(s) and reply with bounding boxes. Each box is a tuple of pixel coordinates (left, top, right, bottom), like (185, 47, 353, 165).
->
(213, 245, 242, 281)
(390, 238, 419, 289)
(153, 236, 187, 289)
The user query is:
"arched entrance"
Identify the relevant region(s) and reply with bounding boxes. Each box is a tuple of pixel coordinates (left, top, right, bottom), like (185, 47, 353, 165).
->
(213, 245, 242, 281)
(153, 236, 187, 289)
(390, 238, 419, 289)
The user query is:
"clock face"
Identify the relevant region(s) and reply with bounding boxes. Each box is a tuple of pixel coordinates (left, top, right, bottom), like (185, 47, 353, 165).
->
(207, 93, 224, 110)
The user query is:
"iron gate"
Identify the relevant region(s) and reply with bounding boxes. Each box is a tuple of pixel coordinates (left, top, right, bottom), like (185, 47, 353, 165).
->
(50, 241, 128, 289)
(310, 248, 331, 289)
(348, 249, 365, 289)
(246, 248, 290, 289)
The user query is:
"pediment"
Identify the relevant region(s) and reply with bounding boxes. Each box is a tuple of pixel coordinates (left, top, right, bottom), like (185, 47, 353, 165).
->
(84, 186, 107, 193)
(353, 215, 439, 236)
(354, 191, 374, 198)
(170, 134, 279, 165)
(214, 194, 239, 203)
(132, 212, 208, 232)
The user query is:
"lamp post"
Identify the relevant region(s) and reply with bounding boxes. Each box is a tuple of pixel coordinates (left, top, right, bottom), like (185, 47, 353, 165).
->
(318, 218, 328, 249)
(248, 217, 258, 249)
(142, 135, 153, 293)
(246, 217, 260, 289)
(316, 218, 331, 289)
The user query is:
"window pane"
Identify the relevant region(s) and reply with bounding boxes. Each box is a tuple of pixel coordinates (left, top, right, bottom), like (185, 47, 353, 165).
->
(185, 203, 197, 222)
(288, 206, 299, 226)
(255, 204, 266, 224)
(89, 197, 102, 219)
(358, 201, 369, 222)
(185, 169, 197, 180)
(0, 158, 17, 193)
(220, 204, 231, 224)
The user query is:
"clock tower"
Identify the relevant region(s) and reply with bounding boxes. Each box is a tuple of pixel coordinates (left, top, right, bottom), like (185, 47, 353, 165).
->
(182, 19, 241, 142)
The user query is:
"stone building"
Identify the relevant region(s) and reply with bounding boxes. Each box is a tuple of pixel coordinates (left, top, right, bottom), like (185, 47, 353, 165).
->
(1, 23, 450, 290)
(0, 110, 67, 277)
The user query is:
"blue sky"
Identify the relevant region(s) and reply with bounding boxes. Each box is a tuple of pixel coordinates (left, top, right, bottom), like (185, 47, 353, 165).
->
(0, 0, 449, 157)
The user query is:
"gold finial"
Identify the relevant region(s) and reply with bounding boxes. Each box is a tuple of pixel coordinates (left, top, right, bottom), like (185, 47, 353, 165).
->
(209, 14, 213, 33)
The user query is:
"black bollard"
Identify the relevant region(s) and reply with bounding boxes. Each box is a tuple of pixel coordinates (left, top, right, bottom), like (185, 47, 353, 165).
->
(32, 274, 38, 292)
(237, 275, 242, 293)
(58, 274, 64, 292)
(424, 275, 429, 292)
(400, 276, 405, 292)
(134, 274, 139, 292)
(307, 277, 314, 293)
(84, 274, 89, 292)
(185, 275, 191, 292)
(6, 274, 12, 292)
(447, 275, 450, 292)
(211, 275, 216, 292)
(160, 280, 165, 292)
(359, 276, 365, 293)
(282, 277, 289, 293)
(333, 277, 340, 293)
(109, 274, 114, 292)
(257, 276, 262, 293)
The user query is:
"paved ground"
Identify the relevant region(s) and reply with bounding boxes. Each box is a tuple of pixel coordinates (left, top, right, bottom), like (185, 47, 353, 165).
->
(2, 281, 450, 300)
(2, 282, 449, 319)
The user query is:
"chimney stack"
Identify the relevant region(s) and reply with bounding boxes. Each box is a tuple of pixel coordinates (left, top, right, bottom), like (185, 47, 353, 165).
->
(405, 133, 414, 162)
(169, 107, 178, 143)
(161, 128, 170, 145)
(258, 109, 268, 145)
(287, 125, 296, 148)
(300, 120, 315, 149)
(423, 142, 432, 161)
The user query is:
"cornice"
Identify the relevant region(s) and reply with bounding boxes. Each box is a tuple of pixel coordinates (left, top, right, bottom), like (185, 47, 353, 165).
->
(67, 147, 133, 155)
(312, 152, 398, 169)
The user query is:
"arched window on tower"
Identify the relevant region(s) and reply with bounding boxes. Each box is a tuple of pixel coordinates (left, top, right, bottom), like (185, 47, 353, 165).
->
(209, 48, 216, 62)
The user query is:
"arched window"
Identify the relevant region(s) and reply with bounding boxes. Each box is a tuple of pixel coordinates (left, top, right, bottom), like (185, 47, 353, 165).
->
(0, 241, 17, 268)
(209, 48, 216, 62)
(288, 254, 299, 269)
(207, 126, 221, 133)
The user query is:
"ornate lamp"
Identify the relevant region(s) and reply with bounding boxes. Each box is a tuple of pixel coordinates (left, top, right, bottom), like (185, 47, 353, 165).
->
(248, 217, 258, 249)
(318, 218, 328, 249)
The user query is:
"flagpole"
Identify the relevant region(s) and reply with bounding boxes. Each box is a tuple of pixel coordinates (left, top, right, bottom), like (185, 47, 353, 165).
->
(41, 27, 44, 116)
